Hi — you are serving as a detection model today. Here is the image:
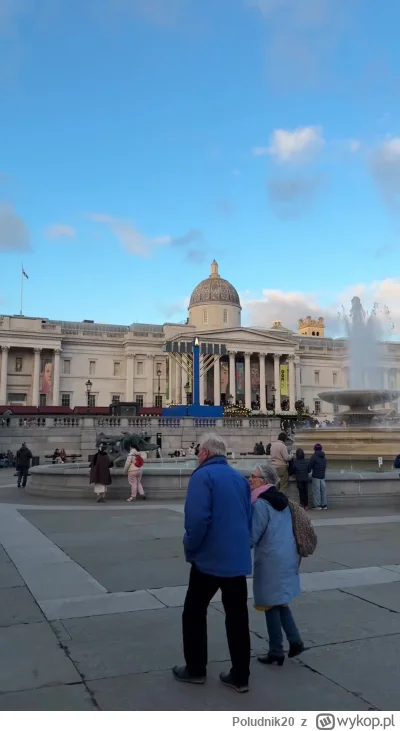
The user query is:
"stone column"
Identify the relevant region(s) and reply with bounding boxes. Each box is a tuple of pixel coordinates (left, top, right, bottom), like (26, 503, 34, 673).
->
(146, 355, 154, 407)
(125, 353, 134, 401)
(274, 353, 281, 411)
(295, 359, 301, 401)
(244, 352, 252, 410)
(214, 356, 220, 406)
(288, 355, 295, 412)
(229, 351, 236, 403)
(0, 346, 9, 405)
(259, 353, 266, 413)
(167, 355, 172, 403)
(181, 357, 188, 403)
(53, 349, 61, 406)
(32, 348, 41, 407)
(175, 358, 181, 404)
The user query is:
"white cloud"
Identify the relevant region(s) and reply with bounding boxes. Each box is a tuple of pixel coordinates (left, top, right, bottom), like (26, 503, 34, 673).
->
(244, 278, 400, 336)
(348, 139, 361, 153)
(370, 137, 400, 211)
(89, 212, 203, 259)
(0, 202, 30, 251)
(266, 126, 324, 163)
(45, 223, 76, 240)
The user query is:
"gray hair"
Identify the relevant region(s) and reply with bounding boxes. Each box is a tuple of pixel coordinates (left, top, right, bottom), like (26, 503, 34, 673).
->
(253, 461, 278, 485)
(199, 433, 227, 457)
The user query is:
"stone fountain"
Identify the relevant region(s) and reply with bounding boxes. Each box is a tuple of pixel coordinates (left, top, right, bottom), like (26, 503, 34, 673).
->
(318, 296, 400, 424)
(317, 388, 400, 426)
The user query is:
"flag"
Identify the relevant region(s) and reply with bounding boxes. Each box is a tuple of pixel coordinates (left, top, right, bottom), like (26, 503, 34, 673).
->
(22, 267, 28, 279)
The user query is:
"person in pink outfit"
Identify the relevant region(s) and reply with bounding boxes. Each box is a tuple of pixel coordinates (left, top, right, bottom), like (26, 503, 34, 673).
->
(124, 448, 146, 501)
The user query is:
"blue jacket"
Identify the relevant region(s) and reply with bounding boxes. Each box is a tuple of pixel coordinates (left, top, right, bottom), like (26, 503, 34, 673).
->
(183, 456, 252, 577)
(308, 450, 327, 479)
(251, 488, 300, 607)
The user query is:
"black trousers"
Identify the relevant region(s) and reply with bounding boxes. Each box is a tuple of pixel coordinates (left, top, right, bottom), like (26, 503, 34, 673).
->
(17, 468, 29, 487)
(182, 564, 250, 684)
(296, 480, 309, 507)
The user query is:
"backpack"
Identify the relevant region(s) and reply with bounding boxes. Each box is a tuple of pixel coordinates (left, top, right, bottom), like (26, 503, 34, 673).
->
(288, 500, 318, 558)
(135, 455, 144, 468)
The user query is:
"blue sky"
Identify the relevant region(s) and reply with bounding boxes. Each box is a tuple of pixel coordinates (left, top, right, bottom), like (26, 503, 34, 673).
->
(1, 0, 400, 334)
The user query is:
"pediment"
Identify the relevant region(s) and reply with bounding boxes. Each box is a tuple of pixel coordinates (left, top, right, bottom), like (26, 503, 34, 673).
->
(194, 326, 296, 347)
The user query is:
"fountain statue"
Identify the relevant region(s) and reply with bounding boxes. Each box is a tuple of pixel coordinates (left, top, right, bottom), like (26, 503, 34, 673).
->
(318, 296, 400, 425)
(96, 431, 158, 466)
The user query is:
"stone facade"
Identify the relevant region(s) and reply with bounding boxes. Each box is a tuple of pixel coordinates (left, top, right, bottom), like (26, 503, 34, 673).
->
(1, 262, 400, 417)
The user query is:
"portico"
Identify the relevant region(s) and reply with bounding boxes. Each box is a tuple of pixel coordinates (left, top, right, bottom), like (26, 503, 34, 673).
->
(166, 329, 299, 412)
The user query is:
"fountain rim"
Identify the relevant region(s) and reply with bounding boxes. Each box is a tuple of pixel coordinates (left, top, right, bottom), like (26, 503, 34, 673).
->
(318, 389, 400, 407)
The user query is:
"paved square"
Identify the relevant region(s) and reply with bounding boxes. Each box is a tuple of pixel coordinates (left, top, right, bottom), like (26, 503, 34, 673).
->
(1, 471, 400, 710)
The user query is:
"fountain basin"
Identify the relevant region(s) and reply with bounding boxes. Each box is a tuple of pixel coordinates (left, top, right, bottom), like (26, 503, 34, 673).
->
(318, 389, 400, 425)
(27, 459, 400, 506)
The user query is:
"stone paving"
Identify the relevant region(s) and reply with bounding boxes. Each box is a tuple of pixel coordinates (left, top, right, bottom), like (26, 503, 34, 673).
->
(0, 468, 400, 710)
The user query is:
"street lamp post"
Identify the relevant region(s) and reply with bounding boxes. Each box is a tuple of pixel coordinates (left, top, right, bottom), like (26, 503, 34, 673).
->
(85, 379, 93, 408)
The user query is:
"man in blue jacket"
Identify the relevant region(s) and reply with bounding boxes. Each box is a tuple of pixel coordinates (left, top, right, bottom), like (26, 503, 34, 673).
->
(173, 433, 252, 693)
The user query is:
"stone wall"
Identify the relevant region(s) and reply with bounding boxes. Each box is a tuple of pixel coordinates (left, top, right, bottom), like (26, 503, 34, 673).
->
(0, 416, 281, 460)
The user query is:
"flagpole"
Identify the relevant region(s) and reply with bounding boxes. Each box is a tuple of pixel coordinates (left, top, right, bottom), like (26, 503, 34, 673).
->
(20, 264, 23, 316)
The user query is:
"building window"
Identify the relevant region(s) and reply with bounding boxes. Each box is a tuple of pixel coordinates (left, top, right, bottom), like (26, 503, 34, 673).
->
(333, 372, 337, 385)
(314, 400, 321, 415)
(63, 359, 71, 375)
(314, 371, 320, 385)
(89, 360, 96, 376)
(223, 309, 228, 324)
(155, 394, 163, 407)
(61, 393, 71, 407)
(135, 394, 144, 407)
(203, 309, 208, 324)
(7, 393, 26, 403)
(88, 393, 96, 407)
(111, 395, 120, 405)
(333, 403, 339, 414)
(15, 357, 23, 372)
(113, 361, 121, 377)
(39, 394, 47, 406)
(137, 361, 144, 376)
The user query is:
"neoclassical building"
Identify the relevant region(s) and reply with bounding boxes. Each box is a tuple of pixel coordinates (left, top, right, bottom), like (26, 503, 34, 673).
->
(1, 261, 400, 416)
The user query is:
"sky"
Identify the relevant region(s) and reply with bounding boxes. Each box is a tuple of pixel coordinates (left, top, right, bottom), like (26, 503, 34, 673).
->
(1, 0, 400, 336)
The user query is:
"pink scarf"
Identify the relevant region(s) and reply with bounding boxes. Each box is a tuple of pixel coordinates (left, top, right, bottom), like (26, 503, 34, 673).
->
(251, 483, 273, 505)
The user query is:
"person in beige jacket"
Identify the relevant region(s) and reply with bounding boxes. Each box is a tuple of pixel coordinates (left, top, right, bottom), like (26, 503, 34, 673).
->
(269, 433, 290, 492)
(124, 448, 147, 502)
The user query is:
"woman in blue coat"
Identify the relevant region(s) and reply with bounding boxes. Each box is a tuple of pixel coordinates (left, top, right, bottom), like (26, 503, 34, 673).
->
(250, 462, 304, 665)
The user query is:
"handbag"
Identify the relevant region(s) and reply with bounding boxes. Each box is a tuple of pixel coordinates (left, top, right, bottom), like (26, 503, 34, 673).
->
(288, 500, 318, 558)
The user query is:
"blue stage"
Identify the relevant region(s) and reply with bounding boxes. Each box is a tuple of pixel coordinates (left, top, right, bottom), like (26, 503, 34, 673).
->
(162, 405, 223, 418)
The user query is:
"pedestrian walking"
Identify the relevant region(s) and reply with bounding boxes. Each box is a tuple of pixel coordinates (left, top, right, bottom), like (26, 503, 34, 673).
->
(89, 444, 113, 503)
(249, 462, 304, 666)
(173, 433, 252, 693)
(124, 447, 146, 501)
(308, 443, 328, 510)
(16, 442, 32, 488)
(292, 448, 310, 509)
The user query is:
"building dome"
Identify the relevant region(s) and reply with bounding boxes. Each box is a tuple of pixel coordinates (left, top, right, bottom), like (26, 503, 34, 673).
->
(189, 260, 241, 309)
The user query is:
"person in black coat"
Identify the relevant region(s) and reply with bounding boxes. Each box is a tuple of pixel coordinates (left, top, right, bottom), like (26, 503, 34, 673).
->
(16, 442, 33, 488)
(292, 448, 309, 509)
(308, 443, 328, 510)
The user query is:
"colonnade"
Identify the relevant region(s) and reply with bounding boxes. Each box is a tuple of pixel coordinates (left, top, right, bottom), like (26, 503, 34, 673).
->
(168, 351, 298, 411)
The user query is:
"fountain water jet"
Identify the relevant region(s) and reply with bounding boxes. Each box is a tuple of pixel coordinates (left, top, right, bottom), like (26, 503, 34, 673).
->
(319, 296, 400, 425)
